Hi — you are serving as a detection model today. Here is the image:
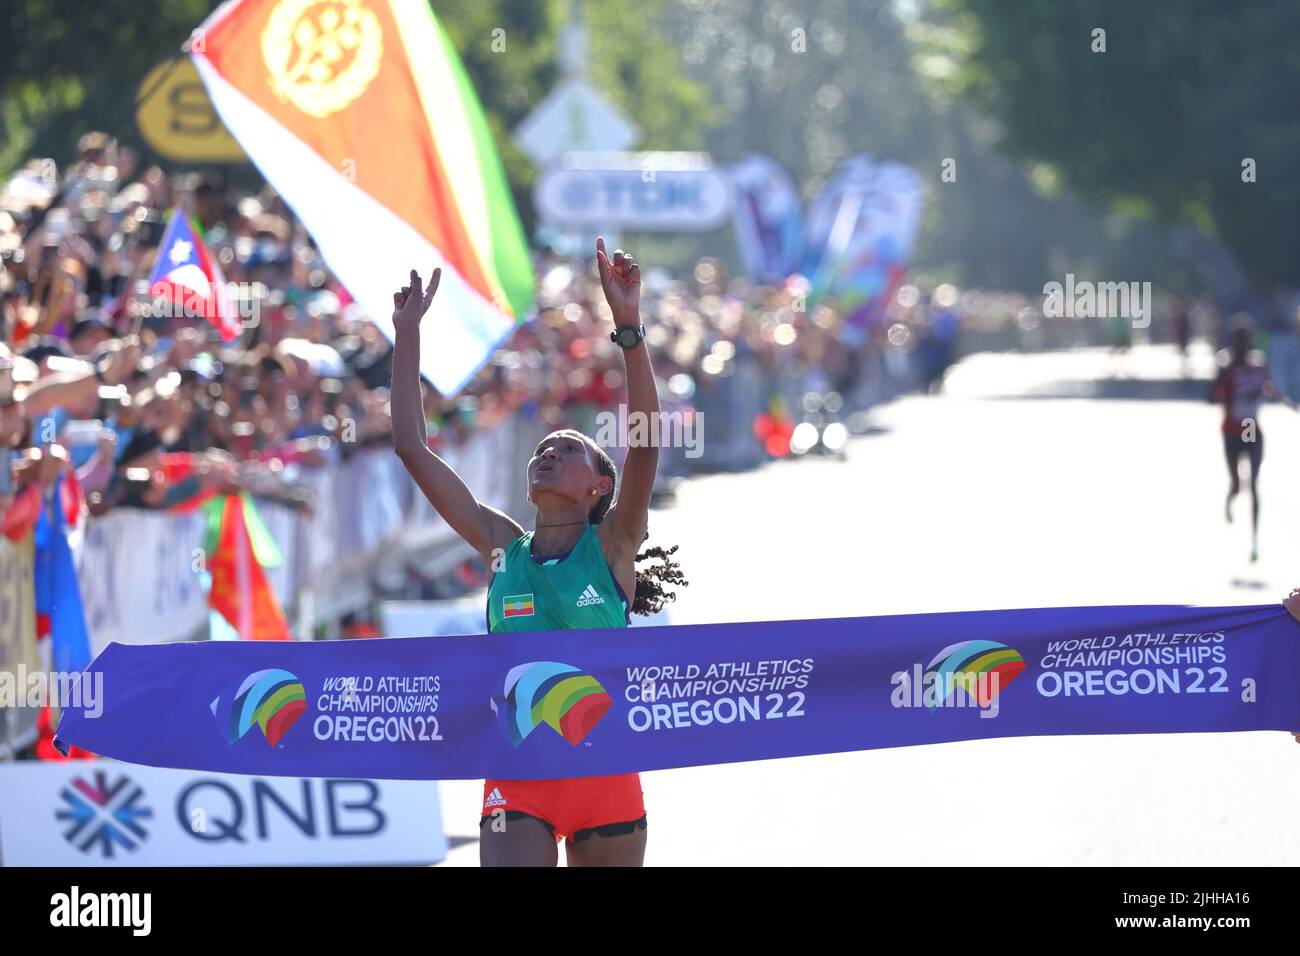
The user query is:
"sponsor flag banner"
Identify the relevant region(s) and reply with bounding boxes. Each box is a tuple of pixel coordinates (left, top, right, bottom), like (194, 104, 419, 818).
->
(56, 604, 1300, 781)
(727, 154, 803, 283)
(803, 155, 924, 326)
(190, 0, 535, 395)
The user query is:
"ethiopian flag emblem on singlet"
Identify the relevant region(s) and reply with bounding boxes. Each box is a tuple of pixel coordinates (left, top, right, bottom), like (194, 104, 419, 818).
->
(503, 594, 535, 618)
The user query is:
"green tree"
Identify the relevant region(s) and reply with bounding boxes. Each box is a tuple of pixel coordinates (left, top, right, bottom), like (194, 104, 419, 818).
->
(930, 0, 1300, 284)
(659, 0, 1183, 293)
(0, 0, 713, 235)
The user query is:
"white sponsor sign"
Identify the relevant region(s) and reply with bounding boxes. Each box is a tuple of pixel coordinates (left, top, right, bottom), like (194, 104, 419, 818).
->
(379, 598, 672, 639)
(0, 537, 40, 756)
(535, 152, 733, 232)
(0, 761, 446, 866)
(67, 417, 535, 649)
(76, 509, 210, 651)
(513, 80, 639, 167)
(380, 597, 488, 637)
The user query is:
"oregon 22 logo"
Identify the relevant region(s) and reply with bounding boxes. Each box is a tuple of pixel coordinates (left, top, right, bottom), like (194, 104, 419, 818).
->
(211, 669, 308, 748)
(490, 662, 612, 747)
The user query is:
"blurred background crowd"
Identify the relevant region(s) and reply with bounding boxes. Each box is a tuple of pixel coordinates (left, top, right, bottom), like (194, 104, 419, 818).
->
(0, 130, 1096, 528)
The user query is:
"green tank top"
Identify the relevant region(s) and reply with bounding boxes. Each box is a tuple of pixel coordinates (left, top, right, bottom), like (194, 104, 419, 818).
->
(486, 522, 630, 633)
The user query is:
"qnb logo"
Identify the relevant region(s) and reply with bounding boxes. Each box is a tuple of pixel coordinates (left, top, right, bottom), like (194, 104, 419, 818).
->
(211, 668, 307, 747)
(56, 770, 153, 858)
(490, 662, 612, 747)
(891, 640, 1026, 719)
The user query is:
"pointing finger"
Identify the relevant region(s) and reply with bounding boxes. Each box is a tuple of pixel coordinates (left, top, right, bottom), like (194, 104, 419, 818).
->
(423, 267, 442, 308)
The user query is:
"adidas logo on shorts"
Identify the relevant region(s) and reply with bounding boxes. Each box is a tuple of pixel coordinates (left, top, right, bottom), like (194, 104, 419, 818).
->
(484, 787, 507, 809)
(576, 584, 606, 607)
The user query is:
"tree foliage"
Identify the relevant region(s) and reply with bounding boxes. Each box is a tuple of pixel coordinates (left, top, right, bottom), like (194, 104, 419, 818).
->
(931, 0, 1300, 284)
(0, 0, 713, 233)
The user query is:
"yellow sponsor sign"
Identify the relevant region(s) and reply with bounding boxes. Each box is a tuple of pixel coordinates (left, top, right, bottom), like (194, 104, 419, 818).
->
(135, 56, 248, 163)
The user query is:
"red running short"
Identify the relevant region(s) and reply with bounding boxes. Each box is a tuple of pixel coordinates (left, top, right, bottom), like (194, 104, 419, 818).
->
(479, 773, 645, 842)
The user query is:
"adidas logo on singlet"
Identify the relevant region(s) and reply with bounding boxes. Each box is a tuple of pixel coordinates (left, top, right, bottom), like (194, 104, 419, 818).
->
(484, 787, 507, 809)
(575, 584, 606, 607)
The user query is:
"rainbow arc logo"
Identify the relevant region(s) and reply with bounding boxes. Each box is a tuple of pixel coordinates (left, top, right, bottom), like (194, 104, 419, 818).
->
(490, 661, 612, 747)
(924, 640, 1026, 708)
(211, 668, 308, 747)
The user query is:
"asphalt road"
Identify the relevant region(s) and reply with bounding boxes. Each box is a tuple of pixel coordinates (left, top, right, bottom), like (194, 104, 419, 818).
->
(437, 341, 1300, 865)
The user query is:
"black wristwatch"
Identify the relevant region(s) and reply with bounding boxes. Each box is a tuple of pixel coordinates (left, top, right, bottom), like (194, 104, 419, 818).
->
(610, 323, 646, 350)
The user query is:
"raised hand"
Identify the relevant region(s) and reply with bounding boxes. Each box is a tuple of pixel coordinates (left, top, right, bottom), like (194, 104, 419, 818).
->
(392, 267, 442, 331)
(595, 236, 641, 327)
(1285, 587, 1300, 744)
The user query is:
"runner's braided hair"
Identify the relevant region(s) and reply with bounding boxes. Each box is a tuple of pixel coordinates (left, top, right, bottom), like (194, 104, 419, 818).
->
(582, 435, 688, 616)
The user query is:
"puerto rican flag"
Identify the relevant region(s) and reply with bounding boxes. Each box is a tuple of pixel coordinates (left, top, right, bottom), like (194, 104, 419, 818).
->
(148, 207, 241, 341)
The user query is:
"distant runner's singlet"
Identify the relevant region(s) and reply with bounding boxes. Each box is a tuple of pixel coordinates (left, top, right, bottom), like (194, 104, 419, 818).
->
(1220, 363, 1270, 435)
(487, 523, 630, 633)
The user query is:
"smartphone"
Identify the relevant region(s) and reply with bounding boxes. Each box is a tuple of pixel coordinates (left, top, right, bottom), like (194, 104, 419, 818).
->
(85, 266, 104, 305)
(43, 209, 71, 242)
(63, 419, 108, 450)
(136, 217, 163, 249)
(31, 272, 54, 309)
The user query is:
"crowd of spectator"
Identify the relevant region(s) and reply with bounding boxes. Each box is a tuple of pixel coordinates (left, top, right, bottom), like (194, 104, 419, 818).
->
(7, 130, 1187, 532)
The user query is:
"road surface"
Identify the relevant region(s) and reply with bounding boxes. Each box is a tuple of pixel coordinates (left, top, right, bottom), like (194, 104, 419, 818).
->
(436, 342, 1300, 865)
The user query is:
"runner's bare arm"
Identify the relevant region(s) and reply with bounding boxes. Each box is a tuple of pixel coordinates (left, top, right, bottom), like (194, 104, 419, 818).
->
(594, 236, 657, 554)
(390, 268, 523, 560)
(1285, 588, 1300, 744)
(1261, 374, 1298, 410)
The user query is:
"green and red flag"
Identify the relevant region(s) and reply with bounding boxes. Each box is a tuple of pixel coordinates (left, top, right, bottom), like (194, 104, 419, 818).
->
(204, 493, 290, 641)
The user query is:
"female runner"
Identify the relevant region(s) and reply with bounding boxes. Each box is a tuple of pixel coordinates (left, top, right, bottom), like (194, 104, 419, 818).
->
(1208, 318, 1295, 561)
(390, 238, 686, 866)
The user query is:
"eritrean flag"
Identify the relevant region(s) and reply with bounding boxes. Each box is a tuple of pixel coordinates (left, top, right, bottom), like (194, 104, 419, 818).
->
(190, 0, 535, 395)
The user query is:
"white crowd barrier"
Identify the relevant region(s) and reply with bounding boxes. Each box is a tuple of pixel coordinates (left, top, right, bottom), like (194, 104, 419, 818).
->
(63, 346, 932, 656)
(0, 537, 40, 757)
(73, 415, 532, 653)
